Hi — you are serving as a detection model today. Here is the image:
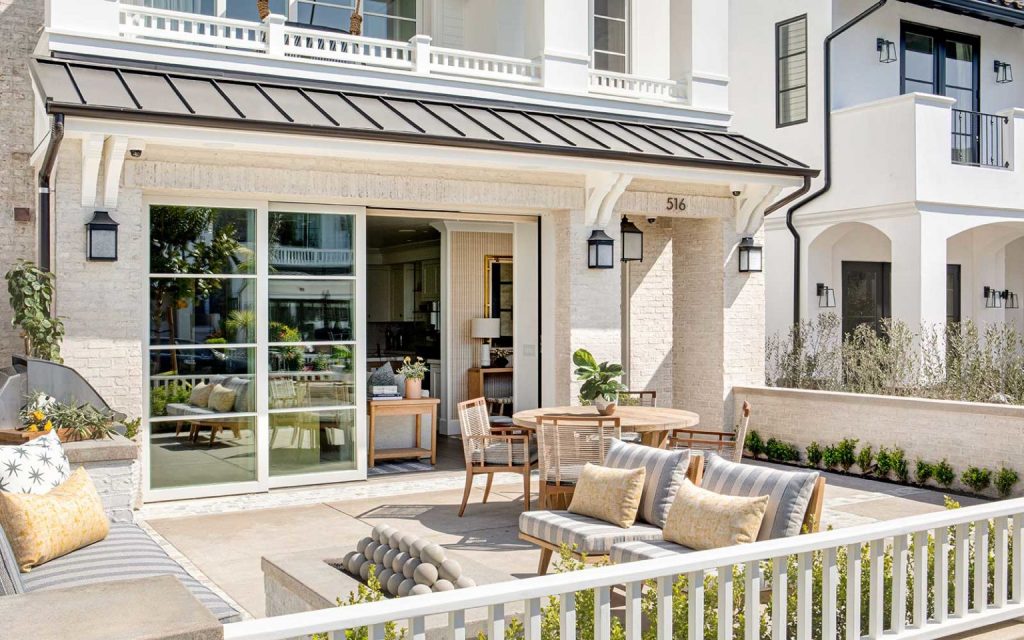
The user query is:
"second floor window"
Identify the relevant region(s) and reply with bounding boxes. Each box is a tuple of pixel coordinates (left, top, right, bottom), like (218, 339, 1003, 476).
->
(593, 0, 629, 73)
(776, 15, 808, 127)
(295, 0, 417, 40)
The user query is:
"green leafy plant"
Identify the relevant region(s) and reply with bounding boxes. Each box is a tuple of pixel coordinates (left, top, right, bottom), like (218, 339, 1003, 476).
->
(821, 444, 839, 469)
(765, 438, 801, 463)
(149, 382, 192, 417)
(935, 459, 956, 488)
(856, 445, 874, 474)
(806, 441, 823, 467)
(915, 460, 934, 485)
(834, 438, 858, 472)
(745, 430, 765, 458)
(962, 466, 992, 494)
(313, 565, 404, 640)
(995, 467, 1020, 498)
(572, 349, 625, 403)
(312, 354, 332, 371)
(224, 309, 256, 343)
(123, 416, 141, 440)
(875, 447, 893, 478)
(891, 448, 910, 483)
(21, 394, 118, 441)
(398, 356, 428, 380)
(6, 260, 65, 362)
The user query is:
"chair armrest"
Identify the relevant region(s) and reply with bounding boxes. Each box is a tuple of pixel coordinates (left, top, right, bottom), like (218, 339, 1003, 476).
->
(671, 428, 736, 438)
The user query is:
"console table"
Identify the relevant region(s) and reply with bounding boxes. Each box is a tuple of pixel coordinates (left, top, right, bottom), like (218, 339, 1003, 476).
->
(467, 367, 513, 404)
(367, 397, 440, 468)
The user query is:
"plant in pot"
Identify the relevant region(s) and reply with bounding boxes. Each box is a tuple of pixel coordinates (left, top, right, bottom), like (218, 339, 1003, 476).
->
(398, 356, 428, 399)
(573, 348, 626, 416)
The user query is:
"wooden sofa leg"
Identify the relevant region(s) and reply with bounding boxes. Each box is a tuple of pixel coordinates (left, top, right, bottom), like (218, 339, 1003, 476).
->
(537, 547, 553, 576)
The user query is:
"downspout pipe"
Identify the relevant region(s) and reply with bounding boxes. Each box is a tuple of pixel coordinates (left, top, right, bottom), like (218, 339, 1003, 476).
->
(781, 0, 888, 325)
(38, 113, 65, 272)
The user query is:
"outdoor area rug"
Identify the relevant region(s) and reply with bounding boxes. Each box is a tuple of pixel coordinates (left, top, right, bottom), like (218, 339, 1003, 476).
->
(367, 461, 434, 476)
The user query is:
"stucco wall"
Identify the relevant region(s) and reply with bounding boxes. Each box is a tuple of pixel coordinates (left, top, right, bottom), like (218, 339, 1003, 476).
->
(735, 385, 1024, 497)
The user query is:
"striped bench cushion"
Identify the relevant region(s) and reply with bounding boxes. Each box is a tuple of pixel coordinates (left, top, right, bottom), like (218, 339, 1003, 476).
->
(701, 454, 819, 541)
(0, 525, 23, 596)
(604, 440, 691, 527)
(610, 539, 696, 564)
(19, 523, 240, 623)
(519, 510, 663, 555)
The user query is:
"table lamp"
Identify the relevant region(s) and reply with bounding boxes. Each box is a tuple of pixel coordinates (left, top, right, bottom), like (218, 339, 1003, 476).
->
(471, 318, 501, 367)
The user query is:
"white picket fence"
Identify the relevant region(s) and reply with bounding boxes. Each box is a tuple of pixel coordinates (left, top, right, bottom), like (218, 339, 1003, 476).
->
(223, 497, 1024, 640)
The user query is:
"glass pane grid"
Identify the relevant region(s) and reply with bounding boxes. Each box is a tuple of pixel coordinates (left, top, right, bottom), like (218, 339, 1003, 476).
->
(268, 404, 356, 415)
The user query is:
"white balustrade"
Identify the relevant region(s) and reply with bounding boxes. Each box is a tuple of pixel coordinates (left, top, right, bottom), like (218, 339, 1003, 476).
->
(429, 47, 541, 85)
(120, 6, 267, 51)
(223, 498, 1024, 640)
(270, 247, 354, 268)
(280, 24, 414, 70)
(588, 69, 686, 102)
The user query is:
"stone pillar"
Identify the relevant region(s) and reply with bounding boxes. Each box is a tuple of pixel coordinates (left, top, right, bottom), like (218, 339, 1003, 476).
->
(883, 214, 947, 334)
(625, 217, 674, 405)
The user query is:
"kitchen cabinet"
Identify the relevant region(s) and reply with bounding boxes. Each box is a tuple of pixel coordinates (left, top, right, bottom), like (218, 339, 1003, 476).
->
(366, 266, 392, 322)
(422, 260, 440, 301)
(390, 264, 416, 321)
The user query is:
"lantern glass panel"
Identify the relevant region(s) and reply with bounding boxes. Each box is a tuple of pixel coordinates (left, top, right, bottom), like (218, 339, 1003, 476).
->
(90, 228, 117, 260)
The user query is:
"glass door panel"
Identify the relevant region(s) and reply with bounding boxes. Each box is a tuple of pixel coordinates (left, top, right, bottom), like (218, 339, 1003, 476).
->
(841, 261, 891, 337)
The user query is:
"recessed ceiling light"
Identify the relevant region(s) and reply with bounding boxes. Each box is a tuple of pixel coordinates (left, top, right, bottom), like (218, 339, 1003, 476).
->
(398, 229, 416, 233)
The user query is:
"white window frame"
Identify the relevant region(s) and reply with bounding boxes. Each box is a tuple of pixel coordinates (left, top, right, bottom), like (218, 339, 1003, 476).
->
(590, 0, 631, 74)
(287, 0, 421, 40)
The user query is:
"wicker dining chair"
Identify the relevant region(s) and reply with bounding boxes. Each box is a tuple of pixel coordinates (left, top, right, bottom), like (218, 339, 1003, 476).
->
(668, 401, 752, 463)
(535, 415, 621, 510)
(457, 397, 536, 517)
(617, 390, 657, 407)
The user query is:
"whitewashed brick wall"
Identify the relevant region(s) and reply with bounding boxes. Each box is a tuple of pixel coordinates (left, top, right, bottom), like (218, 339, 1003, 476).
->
(625, 216, 674, 405)
(736, 386, 1024, 497)
(79, 459, 139, 523)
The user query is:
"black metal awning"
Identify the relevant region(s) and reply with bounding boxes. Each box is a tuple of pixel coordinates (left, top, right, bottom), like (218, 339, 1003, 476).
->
(30, 57, 816, 179)
(899, 0, 1024, 27)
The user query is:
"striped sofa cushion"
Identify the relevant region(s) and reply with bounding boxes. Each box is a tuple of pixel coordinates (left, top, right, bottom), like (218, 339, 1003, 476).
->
(0, 524, 23, 596)
(604, 440, 691, 527)
(610, 539, 695, 564)
(19, 523, 240, 623)
(701, 454, 819, 541)
(519, 511, 663, 555)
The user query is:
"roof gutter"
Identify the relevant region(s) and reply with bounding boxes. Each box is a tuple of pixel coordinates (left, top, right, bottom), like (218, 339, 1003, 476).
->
(38, 113, 65, 272)
(782, 0, 889, 325)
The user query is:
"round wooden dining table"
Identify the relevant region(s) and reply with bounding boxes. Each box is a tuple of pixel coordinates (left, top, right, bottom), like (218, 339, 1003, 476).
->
(511, 405, 700, 448)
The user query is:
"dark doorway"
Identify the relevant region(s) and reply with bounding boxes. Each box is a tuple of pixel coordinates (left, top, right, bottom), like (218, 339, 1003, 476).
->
(947, 264, 962, 325)
(842, 261, 891, 336)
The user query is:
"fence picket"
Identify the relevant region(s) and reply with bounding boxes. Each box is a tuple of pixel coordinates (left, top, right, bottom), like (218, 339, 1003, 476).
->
(1014, 514, 1024, 604)
(448, 610, 466, 640)
(771, 557, 787, 640)
(995, 517, 1009, 608)
(409, 616, 425, 640)
(688, 571, 704, 640)
(625, 581, 642, 640)
(594, 586, 611, 640)
(368, 623, 385, 640)
(822, 547, 838, 639)
(656, 575, 673, 640)
(560, 592, 575, 640)
(718, 565, 734, 640)
(488, 604, 504, 640)
(846, 542, 862, 640)
(913, 530, 928, 628)
(975, 519, 990, 613)
(744, 561, 760, 640)
(935, 526, 950, 623)
(954, 522, 970, 617)
(796, 551, 813, 640)
(523, 598, 541, 640)
(892, 534, 908, 634)
(868, 539, 885, 638)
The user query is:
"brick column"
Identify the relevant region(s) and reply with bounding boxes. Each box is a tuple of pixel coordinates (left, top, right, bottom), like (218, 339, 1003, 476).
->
(625, 217, 674, 405)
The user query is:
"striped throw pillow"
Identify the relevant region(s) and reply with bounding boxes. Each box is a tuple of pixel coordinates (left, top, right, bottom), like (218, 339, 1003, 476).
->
(604, 440, 691, 527)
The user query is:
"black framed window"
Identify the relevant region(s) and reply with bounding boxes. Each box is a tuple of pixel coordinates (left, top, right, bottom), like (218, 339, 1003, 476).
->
(593, 0, 629, 73)
(776, 15, 808, 127)
(842, 261, 891, 337)
(946, 264, 962, 325)
(900, 22, 980, 111)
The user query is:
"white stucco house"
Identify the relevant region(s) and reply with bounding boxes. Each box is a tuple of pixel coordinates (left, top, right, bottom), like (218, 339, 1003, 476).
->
(731, 0, 1024, 339)
(7, 0, 816, 500)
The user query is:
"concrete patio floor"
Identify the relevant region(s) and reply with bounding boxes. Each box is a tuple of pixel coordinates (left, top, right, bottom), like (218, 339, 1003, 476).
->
(141, 456, 991, 621)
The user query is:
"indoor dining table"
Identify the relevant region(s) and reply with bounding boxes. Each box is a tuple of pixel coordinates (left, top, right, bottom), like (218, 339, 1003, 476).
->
(511, 405, 700, 448)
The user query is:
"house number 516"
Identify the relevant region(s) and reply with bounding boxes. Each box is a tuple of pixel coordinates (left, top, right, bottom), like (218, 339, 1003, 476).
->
(665, 197, 687, 211)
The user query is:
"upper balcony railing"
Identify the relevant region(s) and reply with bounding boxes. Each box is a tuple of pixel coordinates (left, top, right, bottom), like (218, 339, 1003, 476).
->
(951, 108, 1010, 169)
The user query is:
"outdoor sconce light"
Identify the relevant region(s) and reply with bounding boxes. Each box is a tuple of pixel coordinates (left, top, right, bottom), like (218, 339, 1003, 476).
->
(995, 60, 1014, 84)
(817, 283, 837, 308)
(876, 38, 897, 64)
(86, 210, 119, 261)
(1004, 290, 1020, 310)
(737, 237, 763, 273)
(587, 229, 615, 269)
(984, 286, 1004, 309)
(620, 216, 644, 262)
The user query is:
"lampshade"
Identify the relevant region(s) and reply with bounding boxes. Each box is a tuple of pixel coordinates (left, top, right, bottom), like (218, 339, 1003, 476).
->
(471, 318, 501, 339)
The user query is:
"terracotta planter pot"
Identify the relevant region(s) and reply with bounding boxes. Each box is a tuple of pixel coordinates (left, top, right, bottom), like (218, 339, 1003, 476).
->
(405, 378, 423, 399)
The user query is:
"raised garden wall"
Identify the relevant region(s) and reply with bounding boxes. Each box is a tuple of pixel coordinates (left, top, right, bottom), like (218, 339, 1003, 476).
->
(733, 386, 1024, 498)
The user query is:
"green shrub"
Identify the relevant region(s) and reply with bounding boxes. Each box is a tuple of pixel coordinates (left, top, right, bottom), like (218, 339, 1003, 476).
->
(765, 438, 801, 463)
(149, 382, 192, 417)
(875, 447, 894, 478)
(915, 460, 934, 484)
(961, 466, 992, 494)
(891, 448, 909, 483)
(822, 444, 839, 469)
(834, 438, 858, 472)
(745, 430, 765, 458)
(995, 468, 1020, 498)
(123, 417, 141, 440)
(855, 445, 874, 474)
(935, 459, 956, 488)
(806, 442, 823, 467)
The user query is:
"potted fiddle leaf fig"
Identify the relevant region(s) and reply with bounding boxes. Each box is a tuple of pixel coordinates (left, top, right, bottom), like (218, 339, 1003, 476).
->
(572, 348, 626, 415)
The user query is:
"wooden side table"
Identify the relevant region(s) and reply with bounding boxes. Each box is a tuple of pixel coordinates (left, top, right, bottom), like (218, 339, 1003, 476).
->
(467, 367, 513, 402)
(367, 397, 440, 468)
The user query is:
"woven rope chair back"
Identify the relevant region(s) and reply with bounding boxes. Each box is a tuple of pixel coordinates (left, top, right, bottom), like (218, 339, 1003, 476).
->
(457, 397, 491, 468)
(536, 415, 621, 486)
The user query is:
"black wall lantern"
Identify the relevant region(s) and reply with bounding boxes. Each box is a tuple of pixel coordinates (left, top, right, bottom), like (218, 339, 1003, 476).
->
(587, 229, 615, 269)
(86, 210, 119, 261)
(995, 60, 1014, 84)
(620, 216, 644, 262)
(816, 283, 837, 308)
(876, 38, 897, 64)
(1005, 290, 1020, 310)
(737, 237, 763, 273)
(984, 286, 1003, 309)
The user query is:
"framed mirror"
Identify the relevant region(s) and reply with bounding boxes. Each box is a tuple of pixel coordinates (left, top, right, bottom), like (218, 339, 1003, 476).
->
(484, 255, 513, 348)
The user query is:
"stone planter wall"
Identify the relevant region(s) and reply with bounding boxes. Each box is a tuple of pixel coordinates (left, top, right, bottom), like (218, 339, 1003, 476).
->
(64, 434, 141, 522)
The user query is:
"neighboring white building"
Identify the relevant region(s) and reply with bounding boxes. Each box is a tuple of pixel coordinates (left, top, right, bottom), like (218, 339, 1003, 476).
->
(12, 0, 814, 500)
(731, 0, 1024, 339)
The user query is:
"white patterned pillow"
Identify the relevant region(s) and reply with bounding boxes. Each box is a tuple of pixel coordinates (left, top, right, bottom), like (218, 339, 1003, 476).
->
(0, 432, 71, 494)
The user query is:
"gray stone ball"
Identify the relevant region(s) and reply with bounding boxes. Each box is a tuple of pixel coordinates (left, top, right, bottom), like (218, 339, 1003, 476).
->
(363, 541, 379, 561)
(383, 548, 400, 569)
(413, 562, 438, 586)
(373, 544, 388, 565)
(409, 584, 432, 596)
(398, 533, 414, 553)
(372, 524, 389, 542)
(379, 525, 397, 546)
(421, 543, 446, 566)
(378, 568, 394, 587)
(356, 537, 373, 554)
(386, 572, 404, 595)
(392, 551, 410, 573)
(409, 538, 428, 559)
(342, 550, 358, 568)
(432, 579, 455, 592)
(438, 558, 462, 582)
(346, 553, 363, 576)
(374, 563, 387, 580)
(358, 560, 372, 581)
(397, 578, 416, 597)
(402, 558, 421, 579)
(454, 575, 476, 589)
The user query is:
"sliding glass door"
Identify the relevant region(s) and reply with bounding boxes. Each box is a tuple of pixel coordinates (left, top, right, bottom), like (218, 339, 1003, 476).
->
(146, 200, 365, 499)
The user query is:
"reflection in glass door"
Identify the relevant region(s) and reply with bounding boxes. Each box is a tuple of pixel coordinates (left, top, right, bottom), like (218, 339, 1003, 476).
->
(841, 261, 891, 337)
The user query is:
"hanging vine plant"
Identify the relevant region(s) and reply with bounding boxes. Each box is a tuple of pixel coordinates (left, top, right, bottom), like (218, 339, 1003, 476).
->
(5, 260, 65, 363)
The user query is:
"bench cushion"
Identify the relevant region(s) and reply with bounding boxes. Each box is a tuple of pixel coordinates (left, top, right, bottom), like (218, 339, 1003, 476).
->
(0, 525, 23, 595)
(701, 454, 819, 541)
(519, 510, 663, 555)
(604, 440, 690, 527)
(19, 523, 240, 623)
(610, 539, 696, 564)
(164, 403, 215, 418)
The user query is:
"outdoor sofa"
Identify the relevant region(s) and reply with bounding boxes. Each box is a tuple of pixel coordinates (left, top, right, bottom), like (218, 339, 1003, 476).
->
(519, 447, 825, 574)
(166, 375, 251, 445)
